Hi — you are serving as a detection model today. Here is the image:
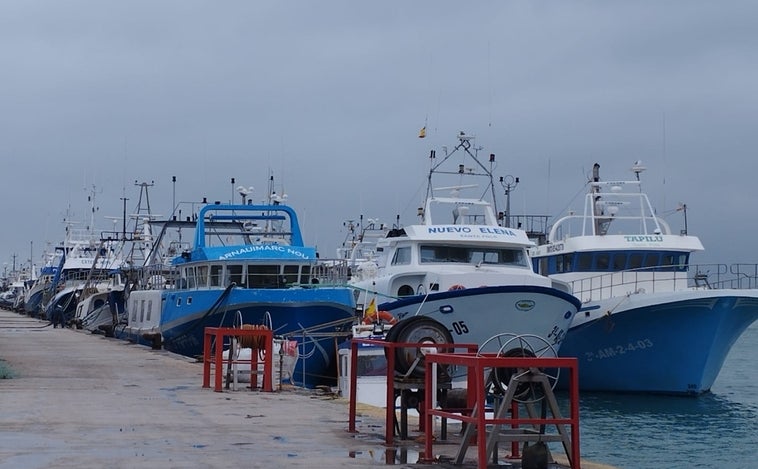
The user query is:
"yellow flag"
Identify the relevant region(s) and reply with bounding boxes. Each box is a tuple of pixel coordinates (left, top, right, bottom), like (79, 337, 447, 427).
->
(365, 297, 377, 315)
(418, 126, 426, 138)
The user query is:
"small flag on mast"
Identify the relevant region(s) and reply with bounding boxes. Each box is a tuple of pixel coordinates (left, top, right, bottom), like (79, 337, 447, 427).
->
(418, 126, 426, 138)
(365, 298, 377, 315)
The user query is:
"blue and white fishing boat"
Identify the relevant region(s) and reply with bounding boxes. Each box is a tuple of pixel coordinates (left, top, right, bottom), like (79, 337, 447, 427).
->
(24, 262, 57, 317)
(529, 162, 758, 394)
(122, 196, 357, 387)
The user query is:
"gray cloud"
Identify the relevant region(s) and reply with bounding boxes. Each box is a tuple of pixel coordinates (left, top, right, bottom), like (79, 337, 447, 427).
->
(2, 1, 757, 269)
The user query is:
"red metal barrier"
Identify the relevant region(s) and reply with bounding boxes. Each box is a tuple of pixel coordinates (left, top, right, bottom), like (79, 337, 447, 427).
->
(422, 352, 580, 469)
(346, 337, 478, 446)
(202, 326, 274, 392)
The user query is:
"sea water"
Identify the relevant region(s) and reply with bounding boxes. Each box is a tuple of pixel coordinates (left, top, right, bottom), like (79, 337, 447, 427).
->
(575, 322, 758, 469)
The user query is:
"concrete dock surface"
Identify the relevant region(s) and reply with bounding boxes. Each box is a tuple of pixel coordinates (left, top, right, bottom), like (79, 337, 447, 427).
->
(0, 310, 616, 469)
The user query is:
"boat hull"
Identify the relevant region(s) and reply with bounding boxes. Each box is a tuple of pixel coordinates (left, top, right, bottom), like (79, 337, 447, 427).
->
(378, 285, 581, 352)
(123, 287, 356, 388)
(557, 290, 758, 394)
(24, 289, 44, 316)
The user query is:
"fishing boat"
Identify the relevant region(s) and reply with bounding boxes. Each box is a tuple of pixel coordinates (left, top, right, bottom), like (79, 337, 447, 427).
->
(529, 162, 758, 394)
(350, 132, 582, 356)
(24, 262, 57, 317)
(42, 231, 126, 326)
(121, 192, 357, 388)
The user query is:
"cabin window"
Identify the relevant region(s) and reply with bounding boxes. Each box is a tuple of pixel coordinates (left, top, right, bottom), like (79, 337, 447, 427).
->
(227, 265, 244, 286)
(677, 253, 689, 270)
(612, 253, 627, 271)
(536, 257, 547, 275)
(628, 253, 644, 269)
(248, 265, 280, 288)
(548, 250, 690, 273)
(644, 253, 660, 268)
(146, 300, 152, 321)
(660, 253, 687, 271)
(563, 254, 573, 272)
(554, 255, 563, 273)
(131, 303, 137, 321)
(140, 300, 145, 322)
(500, 249, 528, 266)
(210, 265, 223, 287)
(397, 285, 414, 296)
(577, 253, 593, 271)
(301, 265, 313, 283)
(595, 253, 610, 270)
(186, 267, 196, 289)
(392, 247, 412, 265)
(421, 245, 528, 267)
(282, 265, 299, 285)
(196, 265, 209, 287)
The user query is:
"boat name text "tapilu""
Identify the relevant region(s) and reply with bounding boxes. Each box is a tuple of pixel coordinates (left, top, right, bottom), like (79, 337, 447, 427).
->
(624, 235, 664, 243)
(427, 226, 518, 236)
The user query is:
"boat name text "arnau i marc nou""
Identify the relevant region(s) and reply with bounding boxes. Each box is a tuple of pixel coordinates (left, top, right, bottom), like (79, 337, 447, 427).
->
(219, 245, 311, 260)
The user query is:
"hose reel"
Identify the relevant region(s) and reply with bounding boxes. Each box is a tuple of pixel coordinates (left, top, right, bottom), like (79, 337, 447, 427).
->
(477, 333, 559, 403)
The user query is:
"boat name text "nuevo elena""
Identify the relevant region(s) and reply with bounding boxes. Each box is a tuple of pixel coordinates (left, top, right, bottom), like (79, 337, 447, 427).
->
(427, 226, 517, 236)
(624, 235, 664, 243)
(219, 245, 310, 260)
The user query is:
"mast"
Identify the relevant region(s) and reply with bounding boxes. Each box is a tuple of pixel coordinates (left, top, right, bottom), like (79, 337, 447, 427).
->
(423, 131, 500, 223)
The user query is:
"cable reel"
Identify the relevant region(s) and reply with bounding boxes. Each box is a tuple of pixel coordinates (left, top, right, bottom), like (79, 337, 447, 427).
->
(477, 333, 559, 404)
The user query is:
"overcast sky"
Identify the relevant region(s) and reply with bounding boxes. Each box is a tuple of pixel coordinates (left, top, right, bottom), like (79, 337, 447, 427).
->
(2, 1, 757, 273)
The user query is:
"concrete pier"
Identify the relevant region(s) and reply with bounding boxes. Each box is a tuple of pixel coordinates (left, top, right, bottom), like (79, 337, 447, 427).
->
(0, 311, 616, 469)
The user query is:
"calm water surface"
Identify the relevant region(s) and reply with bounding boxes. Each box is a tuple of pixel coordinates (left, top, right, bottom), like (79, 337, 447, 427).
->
(576, 322, 758, 469)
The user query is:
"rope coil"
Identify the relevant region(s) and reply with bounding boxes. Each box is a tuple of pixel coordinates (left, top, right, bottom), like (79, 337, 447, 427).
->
(237, 324, 270, 349)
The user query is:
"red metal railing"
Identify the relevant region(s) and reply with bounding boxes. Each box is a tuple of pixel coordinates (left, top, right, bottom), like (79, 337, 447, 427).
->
(346, 337, 478, 446)
(422, 353, 580, 469)
(202, 326, 274, 392)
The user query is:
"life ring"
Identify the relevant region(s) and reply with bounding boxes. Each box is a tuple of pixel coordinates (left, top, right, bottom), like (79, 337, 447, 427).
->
(362, 310, 398, 325)
(448, 284, 466, 291)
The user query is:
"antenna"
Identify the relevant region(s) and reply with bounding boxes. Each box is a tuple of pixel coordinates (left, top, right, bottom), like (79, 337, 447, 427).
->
(236, 185, 254, 205)
(631, 160, 646, 181)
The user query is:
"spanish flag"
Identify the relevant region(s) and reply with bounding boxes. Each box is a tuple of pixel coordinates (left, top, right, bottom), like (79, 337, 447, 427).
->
(418, 126, 426, 138)
(365, 297, 377, 316)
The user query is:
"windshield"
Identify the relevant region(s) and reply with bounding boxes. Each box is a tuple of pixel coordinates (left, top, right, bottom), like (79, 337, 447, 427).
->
(419, 245, 529, 267)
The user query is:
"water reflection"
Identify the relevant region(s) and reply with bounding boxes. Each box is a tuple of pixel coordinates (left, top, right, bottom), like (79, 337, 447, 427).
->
(349, 447, 421, 465)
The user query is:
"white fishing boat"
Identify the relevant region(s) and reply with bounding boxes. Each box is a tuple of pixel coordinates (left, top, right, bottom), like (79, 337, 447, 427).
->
(40, 187, 128, 325)
(348, 132, 582, 379)
(529, 162, 758, 394)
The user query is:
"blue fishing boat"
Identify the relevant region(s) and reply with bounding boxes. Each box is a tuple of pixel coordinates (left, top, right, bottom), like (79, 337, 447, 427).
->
(122, 200, 357, 387)
(529, 162, 758, 394)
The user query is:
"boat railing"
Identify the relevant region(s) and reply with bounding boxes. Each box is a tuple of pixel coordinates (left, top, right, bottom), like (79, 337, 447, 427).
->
(569, 263, 758, 301)
(125, 264, 180, 291)
(507, 214, 551, 244)
(311, 258, 352, 285)
(708, 263, 758, 290)
(63, 269, 114, 285)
